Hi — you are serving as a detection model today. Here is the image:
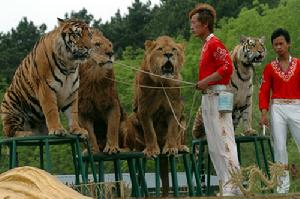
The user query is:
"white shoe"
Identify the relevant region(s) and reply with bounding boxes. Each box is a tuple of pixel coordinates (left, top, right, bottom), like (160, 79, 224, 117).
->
(277, 170, 290, 194)
(217, 189, 242, 196)
(217, 192, 236, 196)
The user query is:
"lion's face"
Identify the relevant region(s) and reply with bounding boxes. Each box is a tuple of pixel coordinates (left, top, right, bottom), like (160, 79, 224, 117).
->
(144, 36, 184, 78)
(239, 36, 266, 65)
(89, 29, 114, 70)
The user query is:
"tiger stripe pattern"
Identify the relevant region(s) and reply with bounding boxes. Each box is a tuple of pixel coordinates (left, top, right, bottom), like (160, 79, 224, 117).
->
(1, 18, 92, 138)
(230, 36, 266, 135)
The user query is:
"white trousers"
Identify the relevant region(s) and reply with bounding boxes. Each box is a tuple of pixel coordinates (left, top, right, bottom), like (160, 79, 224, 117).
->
(201, 94, 240, 193)
(270, 103, 300, 193)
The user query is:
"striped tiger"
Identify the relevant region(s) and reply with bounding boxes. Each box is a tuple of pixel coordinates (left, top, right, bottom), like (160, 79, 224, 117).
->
(0, 18, 92, 138)
(192, 36, 266, 138)
(230, 36, 266, 135)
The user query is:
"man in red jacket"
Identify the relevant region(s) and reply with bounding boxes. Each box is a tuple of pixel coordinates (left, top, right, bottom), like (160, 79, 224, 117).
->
(259, 28, 300, 194)
(189, 3, 241, 196)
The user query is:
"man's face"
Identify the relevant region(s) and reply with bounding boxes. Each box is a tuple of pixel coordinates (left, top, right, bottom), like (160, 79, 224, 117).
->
(272, 36, 290, 57)
(190, 13, 207, 39)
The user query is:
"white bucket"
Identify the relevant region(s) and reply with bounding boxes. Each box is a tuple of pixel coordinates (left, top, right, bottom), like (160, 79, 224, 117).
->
(218, 91, 233, 113)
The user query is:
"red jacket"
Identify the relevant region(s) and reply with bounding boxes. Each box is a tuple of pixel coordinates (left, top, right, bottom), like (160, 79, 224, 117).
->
(259, 57, 300, 110)
(198, 34, 233, 85)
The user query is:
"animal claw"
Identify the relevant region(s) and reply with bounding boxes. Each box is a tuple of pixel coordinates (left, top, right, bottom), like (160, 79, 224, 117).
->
(103, 145, 120, 154)
(162, 147, 178, 155)
(143, 146, 160, 158)
(70, 127, 89, 139)
(49, 128, 68, 136)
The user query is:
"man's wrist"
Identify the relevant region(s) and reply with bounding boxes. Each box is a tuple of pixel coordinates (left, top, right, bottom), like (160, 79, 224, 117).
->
(261, 109, 268, 116)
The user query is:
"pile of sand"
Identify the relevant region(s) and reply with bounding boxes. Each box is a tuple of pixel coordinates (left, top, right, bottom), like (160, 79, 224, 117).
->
(0, 166, 92, 199)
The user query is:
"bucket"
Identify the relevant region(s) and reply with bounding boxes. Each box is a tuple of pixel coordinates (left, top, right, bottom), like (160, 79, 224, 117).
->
(218, 91, 233, 113)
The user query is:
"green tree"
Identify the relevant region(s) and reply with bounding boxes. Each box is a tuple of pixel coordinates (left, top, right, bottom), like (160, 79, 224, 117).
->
(100, 9, 127, 58)
(146, 0, 199, 40)
(124, 0, 152, 49)
(100, 0, 153, 58)
(64, 8, 102, 27)
(0, 17, 46, 82)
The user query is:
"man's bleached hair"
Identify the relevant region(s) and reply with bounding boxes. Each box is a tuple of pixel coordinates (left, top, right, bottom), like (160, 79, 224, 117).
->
(189, 3, 216, 32)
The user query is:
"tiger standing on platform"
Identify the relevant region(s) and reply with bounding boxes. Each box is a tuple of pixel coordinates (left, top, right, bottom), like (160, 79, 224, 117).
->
(259, 28, 300, 194)
(189, 3, 241, 196)
(0, 18, 92, 138)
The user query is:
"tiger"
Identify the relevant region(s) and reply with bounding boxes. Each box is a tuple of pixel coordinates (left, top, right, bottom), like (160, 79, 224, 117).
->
(0, 18, 92, 138)
(192, 36, 266, 138)
(230, 35, 266, 135)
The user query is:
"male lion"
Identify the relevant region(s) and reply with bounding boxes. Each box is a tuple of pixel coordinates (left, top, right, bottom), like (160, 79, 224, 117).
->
(78, 29, 123, 154)
(122, 36, 188, 196)
(125, 35, 188, 156)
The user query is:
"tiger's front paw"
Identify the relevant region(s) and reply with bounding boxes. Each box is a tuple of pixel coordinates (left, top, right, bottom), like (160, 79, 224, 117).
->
(103, 144, 120, 155)
(15, 131, 34, 137)
(178, 145, 190, 153)
(242, 128, 257, 136)
(49, 127, 68, 136)
(70, 127, 89, 139)
(143, 145, 160, 158)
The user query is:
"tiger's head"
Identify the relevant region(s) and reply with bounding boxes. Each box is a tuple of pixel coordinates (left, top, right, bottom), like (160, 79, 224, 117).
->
(237, 36, 266, 66)
(57, 18, 92, 61)
(143, 36, 184, 80)
(89, 29, 114, 70)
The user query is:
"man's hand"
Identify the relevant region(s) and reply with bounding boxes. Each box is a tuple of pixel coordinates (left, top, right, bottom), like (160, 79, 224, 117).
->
(196, 71, 222, 91)
(259, 109, 270, 127)
(196, 79, 209, 90)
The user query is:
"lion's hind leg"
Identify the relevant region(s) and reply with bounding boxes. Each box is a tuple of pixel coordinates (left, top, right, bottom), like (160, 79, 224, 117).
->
(138, 113, 160, 158)
(162, 111, 184, 155)
(79, 117, 99, 153)
(103, 103, 121, 154)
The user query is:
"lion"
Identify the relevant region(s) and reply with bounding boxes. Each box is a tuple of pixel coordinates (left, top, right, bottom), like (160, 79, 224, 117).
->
(78, 29, 124, 154)
(121, 36, 188, 196)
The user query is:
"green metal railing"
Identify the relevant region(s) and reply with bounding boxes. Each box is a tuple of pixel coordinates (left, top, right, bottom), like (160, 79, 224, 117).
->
(191, 135, 275, 196)
(0, 135, 96, 185)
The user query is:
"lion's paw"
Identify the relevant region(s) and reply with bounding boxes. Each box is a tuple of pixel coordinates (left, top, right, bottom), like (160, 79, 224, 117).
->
(103, 144, 120, 155)
(143, 145, 160, 158)
(49, 127, 68, 136)
(162, 146, 178, 155)
(70, 127, 89, 139)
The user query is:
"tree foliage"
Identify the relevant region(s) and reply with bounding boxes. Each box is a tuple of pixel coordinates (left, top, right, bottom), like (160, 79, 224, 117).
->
(64, 8, 102, 28)
(0, 17, 46, 81)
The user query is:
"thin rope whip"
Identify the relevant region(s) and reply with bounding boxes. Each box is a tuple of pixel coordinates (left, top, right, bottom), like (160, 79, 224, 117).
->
(104, 76, 194, 89)
(115, 61, 196, 86)
(186, 90, 200, 131)
(161, 83, 186, 130)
